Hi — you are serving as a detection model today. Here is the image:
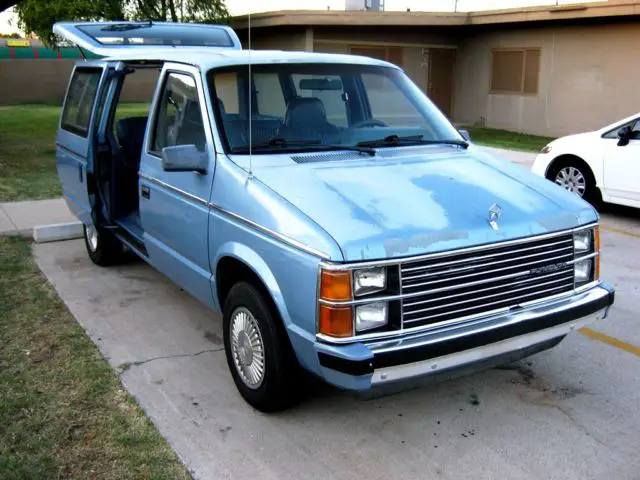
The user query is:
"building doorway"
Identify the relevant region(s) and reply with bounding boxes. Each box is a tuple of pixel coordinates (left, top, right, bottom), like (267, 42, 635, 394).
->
(428, 48, 455, 118)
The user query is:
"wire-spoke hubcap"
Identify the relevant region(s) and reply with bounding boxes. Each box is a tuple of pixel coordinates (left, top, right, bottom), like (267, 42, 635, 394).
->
(555, 166, 586, 197)
(85, 224, 99, 252)
(230, 307, 265, 389)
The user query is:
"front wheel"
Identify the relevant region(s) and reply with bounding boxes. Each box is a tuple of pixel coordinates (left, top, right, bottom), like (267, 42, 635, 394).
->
(223, 282, 299, 412)
(548, 159, 599, 205)
(83, 223, 125, 266)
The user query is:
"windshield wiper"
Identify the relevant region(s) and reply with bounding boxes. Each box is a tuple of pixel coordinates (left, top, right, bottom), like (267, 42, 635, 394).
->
(102, 21, 153, 32)
(231, 138, 375, 156)
(357, 134, 469, 149)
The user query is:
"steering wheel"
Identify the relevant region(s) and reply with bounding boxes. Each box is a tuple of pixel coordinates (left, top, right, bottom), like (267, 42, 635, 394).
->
(352, 119, 388, 128)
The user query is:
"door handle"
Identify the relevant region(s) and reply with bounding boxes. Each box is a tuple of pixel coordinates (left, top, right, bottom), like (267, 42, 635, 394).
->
(78, 164, 83, 183)
(141, 185, 150, 199)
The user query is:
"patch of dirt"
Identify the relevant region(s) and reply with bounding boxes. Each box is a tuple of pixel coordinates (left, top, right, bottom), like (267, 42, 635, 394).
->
(496, 362, 585, 400)
(204, 331, 222, 345)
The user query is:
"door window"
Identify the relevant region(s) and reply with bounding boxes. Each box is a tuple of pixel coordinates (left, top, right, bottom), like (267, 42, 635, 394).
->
(631, 119, 640, 140)
(361, 73, 422, 127)
(254, 73, 286, 118)
(61, 67, 103, 137)
(152, 72, 207, 153)
(603, 118, 640, 139)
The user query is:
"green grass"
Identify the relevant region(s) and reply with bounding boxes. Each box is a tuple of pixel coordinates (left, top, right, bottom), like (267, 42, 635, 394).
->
(0, 236, 190, 480)
(463, 126, 555, 153)
(0, 104, 149, 202)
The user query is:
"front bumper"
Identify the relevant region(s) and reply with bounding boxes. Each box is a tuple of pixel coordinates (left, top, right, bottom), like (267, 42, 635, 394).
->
(315, 283, 614, 389)
(531, 153, 553, 177)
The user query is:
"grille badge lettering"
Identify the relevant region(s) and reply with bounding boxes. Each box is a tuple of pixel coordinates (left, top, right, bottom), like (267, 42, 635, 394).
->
(530, 263, 567, 276)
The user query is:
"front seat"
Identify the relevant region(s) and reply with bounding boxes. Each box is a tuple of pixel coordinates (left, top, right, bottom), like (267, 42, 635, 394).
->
(116, 116, 148, 171)
(176, 101, 206, 151)
(278, 97, 339, 143)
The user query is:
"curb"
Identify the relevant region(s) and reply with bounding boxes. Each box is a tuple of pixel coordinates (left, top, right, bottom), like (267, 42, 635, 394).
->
(33, 221, 83, 243)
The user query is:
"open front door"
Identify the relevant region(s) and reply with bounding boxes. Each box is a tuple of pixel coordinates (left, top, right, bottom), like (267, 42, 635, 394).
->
(53, 21, 242, 57)
(56, 61, 111, 225)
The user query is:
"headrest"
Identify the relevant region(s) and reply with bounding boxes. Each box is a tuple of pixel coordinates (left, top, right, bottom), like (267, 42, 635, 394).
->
(284, 97, 327, 126)
(183, 101, 202, 124)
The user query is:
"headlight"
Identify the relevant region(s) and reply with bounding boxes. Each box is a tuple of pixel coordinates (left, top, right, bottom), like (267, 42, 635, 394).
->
(318, 266, 399, 338)
(573, 230, 592, 253)
(573, 226, 600, 287)
(355, 302, 388, 332)
(353, 267, 386, 296)
(541, 145, 552, 154)
(574, 259, 592, 283)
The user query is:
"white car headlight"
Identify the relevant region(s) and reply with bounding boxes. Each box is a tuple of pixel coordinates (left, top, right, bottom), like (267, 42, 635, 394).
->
(541, 145, 552, 154)
(355, 302, 388, 332)
(353, 267, 386, 296)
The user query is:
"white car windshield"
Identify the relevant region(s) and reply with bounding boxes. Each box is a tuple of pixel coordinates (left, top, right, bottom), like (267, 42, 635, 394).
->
(207, 63, 465, 154)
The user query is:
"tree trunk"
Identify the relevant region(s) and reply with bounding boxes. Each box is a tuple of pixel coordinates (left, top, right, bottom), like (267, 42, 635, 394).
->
(168, 0, 178, 22)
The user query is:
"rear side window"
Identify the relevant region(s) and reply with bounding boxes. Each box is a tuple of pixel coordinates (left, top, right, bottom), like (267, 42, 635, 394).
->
(61, 68, 102, 137)
(254, 73, 286, 118)
(214, 72, 240, 115)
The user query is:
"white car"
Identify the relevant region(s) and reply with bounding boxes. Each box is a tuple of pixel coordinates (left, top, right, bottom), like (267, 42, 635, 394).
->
(532, 112, 640, 208)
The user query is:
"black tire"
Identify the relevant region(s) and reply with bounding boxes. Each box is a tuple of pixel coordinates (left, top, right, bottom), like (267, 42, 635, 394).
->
(83, 223, 126, 267)
(547, 157, 600, 206)
(223, 282, 299, 412)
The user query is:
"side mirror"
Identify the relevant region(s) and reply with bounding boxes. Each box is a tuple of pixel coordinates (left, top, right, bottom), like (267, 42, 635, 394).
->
(458, 129, 471, 142)
(161, 144, 208, 174)
(617, 126, 632, 147)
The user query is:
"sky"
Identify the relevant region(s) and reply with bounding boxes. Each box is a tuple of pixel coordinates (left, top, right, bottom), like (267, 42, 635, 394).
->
(0, 0, 598, 34)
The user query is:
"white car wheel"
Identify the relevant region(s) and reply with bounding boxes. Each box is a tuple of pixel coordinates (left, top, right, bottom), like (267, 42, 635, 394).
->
(554, 166, 587, 197)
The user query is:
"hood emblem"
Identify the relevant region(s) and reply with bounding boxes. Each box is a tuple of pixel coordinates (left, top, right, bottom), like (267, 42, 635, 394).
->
(488, 203, 502, 232)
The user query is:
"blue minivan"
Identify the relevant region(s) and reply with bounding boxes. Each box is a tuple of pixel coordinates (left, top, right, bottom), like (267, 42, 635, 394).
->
(54, 21, 614, 411)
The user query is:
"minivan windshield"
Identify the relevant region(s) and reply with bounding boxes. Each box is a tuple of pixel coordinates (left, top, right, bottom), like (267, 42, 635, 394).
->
(207, 63, 464, 154)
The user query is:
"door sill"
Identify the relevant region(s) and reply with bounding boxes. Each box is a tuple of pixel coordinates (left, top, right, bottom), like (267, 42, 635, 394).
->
(112, 214, 147, 257)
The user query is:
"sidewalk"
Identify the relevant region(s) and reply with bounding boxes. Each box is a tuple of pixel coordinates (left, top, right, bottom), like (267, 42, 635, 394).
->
(0, 198, 79, 239)
(481, 146, 537, 169)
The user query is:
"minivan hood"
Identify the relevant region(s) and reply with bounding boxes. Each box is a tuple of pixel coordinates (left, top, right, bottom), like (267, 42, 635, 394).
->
(249, 146, 597, 261)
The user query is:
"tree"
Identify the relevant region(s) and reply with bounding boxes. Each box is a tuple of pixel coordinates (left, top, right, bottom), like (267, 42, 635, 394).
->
(13, 0, 229, 46)
(0, 1, 19, 12)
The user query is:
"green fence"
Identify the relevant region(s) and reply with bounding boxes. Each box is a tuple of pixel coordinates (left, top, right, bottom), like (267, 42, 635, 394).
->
(0, 46, 100, 59)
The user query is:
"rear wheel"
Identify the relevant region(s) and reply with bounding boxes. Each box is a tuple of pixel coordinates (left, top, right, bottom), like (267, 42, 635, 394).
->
(223, 282, 299, 412)
(83, 223, 125, 266)
(547, 158, 599, 205)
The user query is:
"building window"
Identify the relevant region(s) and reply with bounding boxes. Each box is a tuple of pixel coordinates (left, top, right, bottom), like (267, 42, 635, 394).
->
(490, 48, 540, 95)
(349, 45, 403, 68)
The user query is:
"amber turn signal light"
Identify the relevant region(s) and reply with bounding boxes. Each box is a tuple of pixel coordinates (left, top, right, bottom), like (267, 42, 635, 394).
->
(318, 304, 353, 337)
(320, 269, 352, 301)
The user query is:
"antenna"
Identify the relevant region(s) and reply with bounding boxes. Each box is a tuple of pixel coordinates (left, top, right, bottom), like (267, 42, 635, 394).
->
(248, 12, 253, 178)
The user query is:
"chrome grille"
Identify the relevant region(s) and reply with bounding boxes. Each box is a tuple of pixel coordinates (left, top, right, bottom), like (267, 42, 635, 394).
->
(401, 233, 575, 328)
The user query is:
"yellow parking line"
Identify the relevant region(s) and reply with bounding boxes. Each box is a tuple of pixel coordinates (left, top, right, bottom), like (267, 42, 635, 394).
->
(600, 225, 640, 239)
(579, 328, 640, 357)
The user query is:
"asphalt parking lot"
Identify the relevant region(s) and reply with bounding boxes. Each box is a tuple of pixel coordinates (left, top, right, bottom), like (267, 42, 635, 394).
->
(34, 154, 640, 480)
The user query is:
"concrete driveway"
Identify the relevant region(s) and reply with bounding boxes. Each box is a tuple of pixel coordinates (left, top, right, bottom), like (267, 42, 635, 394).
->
(30, 145, 636, 480)
(34, 201, 640, 480)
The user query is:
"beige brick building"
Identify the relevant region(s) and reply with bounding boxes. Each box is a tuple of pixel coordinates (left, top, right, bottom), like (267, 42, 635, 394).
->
(231, 0, 640, 137)
(3, 1, 640, 137)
